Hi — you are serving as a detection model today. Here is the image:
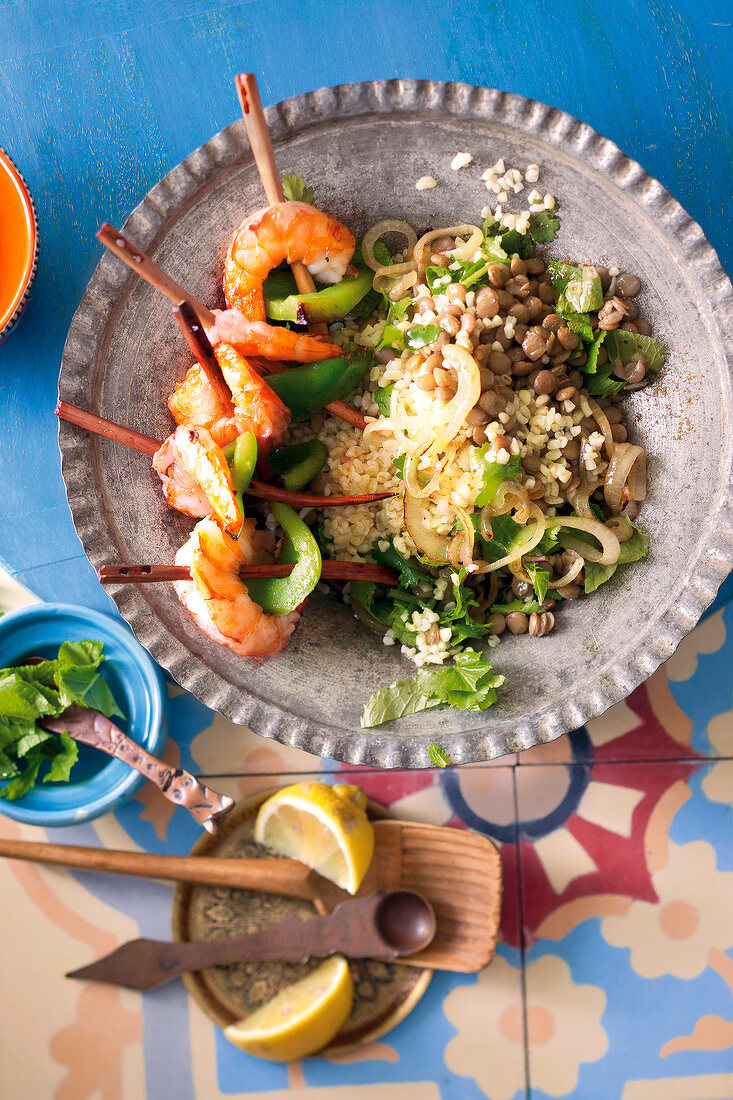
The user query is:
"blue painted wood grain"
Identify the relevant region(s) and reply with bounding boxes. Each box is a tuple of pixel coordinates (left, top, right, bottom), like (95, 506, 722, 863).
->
(0, 0, 731, 610)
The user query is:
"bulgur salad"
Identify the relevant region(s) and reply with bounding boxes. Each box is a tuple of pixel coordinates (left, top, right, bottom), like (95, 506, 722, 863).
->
(279, 164, 661, 728)
(89, 160, 661, 732)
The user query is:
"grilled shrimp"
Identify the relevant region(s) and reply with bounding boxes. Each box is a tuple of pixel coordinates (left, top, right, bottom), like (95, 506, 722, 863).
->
(152, 426, 242, 535)
(206, 309, 342, 363)
(169, 342, 290, 454)
(174, 517, 299, 659)
(168, 363, 238, 448)
(223, 201, 355, 321)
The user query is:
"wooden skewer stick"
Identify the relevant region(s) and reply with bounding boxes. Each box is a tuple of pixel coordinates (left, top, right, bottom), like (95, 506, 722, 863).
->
(235, 75, 366, 431)
(235, 73, 320, 305)
(173, 301, 232, 408)
(99, 561, 399, 587)
(56, 401, 392, 507)
(97, 220, 367, 430)
(56, 401, 158, 457)
(97, 224, 214, 327)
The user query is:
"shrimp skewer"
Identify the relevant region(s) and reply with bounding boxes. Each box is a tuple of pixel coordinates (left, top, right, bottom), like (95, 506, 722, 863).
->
(175, 518, 299, 660)
(152, 426, 242, 535)
(97, 223, 342, 362)
(96, 225, 366, 429)
(169, 342, 291, 454)
(223, 201, 356, 321)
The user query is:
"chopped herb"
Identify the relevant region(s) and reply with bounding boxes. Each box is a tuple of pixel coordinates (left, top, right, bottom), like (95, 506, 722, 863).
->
(498, 228, 533, 260)
(374, 384, 394, 416)
(0, 641, 122, 801)
(360, 650, 504, 727)
(471, 448, 521, 509)
(525, 562, 550, 605)
(605, 329, 665, 374)
(558, 267, 603, 313)
(583, 519, 650, 593)
(281, 174, 316, 204)
(528, 209, 560, 244)
(428, 743, 451, 768)
(404, 324, 441, 350)
(372, 240, 393, 267)
(370, 539, 430, 590)
(583, 331, 607, 375)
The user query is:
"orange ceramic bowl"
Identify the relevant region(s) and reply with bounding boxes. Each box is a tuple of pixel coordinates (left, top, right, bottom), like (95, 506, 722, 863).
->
(0, 149, 38, 344)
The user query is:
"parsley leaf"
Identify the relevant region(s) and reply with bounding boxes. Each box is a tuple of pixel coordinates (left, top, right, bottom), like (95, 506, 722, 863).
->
(528, 209, 560, 244)
(281, 174, 316, 204)
(525, 562, 550, 605)
(471, 448, 521, 509)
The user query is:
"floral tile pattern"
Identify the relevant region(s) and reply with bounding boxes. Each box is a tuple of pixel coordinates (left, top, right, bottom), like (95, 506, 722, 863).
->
(1, 593, 732, 1098)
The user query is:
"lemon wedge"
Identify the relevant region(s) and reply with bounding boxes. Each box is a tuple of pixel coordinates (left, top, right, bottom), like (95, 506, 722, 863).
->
(223, 955, 354, 1061)
(254, 782, 374, 894)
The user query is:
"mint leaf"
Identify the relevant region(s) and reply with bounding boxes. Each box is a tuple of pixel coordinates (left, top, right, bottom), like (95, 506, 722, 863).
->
(0, 640, 121, 799)
(372, 240, 393, 267)
(547, 260, 581, 297)
(557, 310, 594, 343)
(583, 331, 607, 375)
(605, 329, 665, 374)
(281, 174, 316, 205)
(583, 520, 650, 593)
(43, 730, 78, 784)
(371, 540, 430, 590)
(360, 651, 504, 727)
(561, 267, 603, 313)
(428, 743, 451, 768)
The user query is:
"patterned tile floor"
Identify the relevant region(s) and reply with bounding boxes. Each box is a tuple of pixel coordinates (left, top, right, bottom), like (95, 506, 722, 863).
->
(1, 570, 732, 1099)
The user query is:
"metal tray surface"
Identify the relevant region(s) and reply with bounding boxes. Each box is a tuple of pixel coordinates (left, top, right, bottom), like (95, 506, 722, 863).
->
(58, 80, 733, 767)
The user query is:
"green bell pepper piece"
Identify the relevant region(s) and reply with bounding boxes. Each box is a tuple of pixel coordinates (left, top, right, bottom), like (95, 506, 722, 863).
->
(263, 264, 373, 324)
(268, 440, 329, 492)
(222, 431, 257, 521)
(267, 350, 373, 421)
(246, 503, 322, 614)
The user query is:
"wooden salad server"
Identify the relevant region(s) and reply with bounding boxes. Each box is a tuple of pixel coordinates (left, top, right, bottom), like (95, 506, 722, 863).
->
(39, 705, 234, 834)
(66, 890, 437, 991)
(0, 820, 502, 972)
(23, 657, 234, 834)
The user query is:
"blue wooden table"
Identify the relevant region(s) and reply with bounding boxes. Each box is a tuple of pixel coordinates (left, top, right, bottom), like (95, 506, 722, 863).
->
(1, 4, 733, 1099)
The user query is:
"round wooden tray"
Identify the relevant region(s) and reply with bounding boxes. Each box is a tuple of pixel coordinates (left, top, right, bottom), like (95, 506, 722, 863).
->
(171, 790, 431, 1055)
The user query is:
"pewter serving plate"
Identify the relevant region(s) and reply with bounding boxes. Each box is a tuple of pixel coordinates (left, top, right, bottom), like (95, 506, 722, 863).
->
(59, 80, 733, 767)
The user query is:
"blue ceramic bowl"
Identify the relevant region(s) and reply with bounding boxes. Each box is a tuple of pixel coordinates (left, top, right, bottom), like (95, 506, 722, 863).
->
(0, 603, 167, 826)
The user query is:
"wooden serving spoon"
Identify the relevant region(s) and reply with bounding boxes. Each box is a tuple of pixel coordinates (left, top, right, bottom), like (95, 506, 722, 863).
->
(66, 890, 437, 991)
(0, 820, 502, 973)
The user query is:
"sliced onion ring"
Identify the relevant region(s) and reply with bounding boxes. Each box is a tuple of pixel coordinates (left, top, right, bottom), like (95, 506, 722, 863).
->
(473, 503, 546, 573)
(548, 515, 621, 566)
(363, 220, 418, 272)
(587, 398, 615, 460)
(403, 491, 451, 562)
(604, 442, 647, 514)
(414, 224, 483, 264)
(553, 553, 584, 588)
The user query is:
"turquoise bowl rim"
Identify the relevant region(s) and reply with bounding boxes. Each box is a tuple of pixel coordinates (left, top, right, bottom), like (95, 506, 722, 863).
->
(0, 603, 167, 826)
